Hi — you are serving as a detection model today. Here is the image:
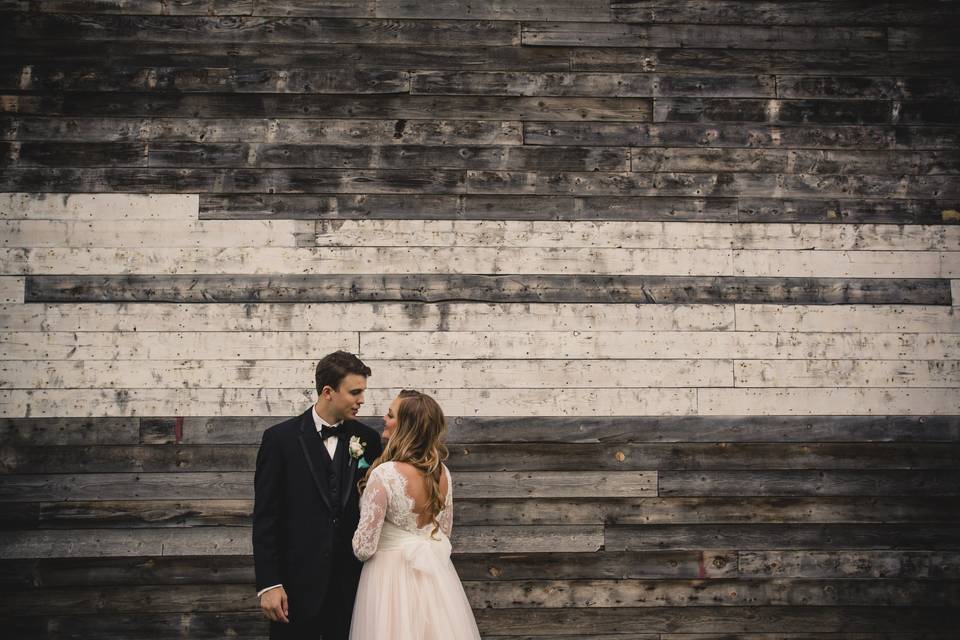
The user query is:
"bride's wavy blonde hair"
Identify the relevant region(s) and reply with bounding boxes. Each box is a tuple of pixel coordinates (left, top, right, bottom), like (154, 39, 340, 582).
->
(359, 390, 449, 535)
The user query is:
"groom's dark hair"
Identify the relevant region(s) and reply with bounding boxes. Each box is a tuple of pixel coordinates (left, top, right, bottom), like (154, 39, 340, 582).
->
(316, 351, 372, 393)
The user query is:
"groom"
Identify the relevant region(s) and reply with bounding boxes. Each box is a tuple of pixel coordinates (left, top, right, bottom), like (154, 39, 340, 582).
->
(253, 351, 384, 640)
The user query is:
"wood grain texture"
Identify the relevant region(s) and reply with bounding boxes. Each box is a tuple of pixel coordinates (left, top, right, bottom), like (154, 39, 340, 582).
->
(21, 275, 953, 304)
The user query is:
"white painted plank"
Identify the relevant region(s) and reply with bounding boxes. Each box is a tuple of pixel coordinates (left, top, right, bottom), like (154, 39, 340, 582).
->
(0, 387, 698, 417)
(0, 220, 304, 248)
(733, 250, 941, 278)
(0, 358, 734, 389)
(735, 360, 960, 388)
(735, 304, 960, 333)
(0, 332, 359, 360)
(0, 193, 198, 220)
(0, 277, 23, 304)
(0, 303, 735, 332)
(698, 388, 960, 415)
(941, 253, 960, 278)
(0, 247, 734, 276)
(360, 331, 960, 360)
(312, 220, 960, 251)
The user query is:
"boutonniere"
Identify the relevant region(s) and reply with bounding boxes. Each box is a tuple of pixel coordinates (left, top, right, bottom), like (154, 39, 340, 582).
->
(349, 435, 369, 469)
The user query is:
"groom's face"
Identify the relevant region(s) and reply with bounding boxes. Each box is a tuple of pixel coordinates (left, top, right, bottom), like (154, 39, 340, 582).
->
(323, 373, 367, 421)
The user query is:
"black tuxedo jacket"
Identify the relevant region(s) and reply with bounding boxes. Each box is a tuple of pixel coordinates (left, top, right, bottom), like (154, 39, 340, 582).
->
(252, 409, 383, 620)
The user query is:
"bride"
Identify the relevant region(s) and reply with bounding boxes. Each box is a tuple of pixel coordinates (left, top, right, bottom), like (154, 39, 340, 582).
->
(349, 390, 481, 640)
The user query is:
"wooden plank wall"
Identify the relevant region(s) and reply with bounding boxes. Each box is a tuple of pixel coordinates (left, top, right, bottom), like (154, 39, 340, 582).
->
(2, 1, 959, 637)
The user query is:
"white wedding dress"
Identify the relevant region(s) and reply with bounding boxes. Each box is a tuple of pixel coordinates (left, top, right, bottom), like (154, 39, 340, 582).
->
(349, 461, 481, 640)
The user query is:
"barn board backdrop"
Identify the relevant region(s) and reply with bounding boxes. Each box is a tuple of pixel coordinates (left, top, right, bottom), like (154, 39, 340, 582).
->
(1, 0, 959, 638)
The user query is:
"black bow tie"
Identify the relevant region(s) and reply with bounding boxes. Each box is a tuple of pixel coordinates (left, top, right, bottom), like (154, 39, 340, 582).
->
(319, 424, 340, 440)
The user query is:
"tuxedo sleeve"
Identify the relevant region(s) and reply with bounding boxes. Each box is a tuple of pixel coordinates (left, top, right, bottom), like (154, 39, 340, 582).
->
(253, 426, 284, 592)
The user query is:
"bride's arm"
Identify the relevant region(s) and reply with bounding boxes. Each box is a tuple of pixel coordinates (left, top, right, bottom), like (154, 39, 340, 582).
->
(439, 465, 453, 537)
(353, 468, 389, 561)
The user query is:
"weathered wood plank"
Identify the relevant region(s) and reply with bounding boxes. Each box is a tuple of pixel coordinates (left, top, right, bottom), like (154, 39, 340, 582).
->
(6, 442, 960, 474)
(734, 304, 960, 334)
(731, 250, 944, 279)
(777, 76, 960, 101)
(22, 275, 953, 305)
(737, 198, 960, 225)
(698, 388, 960, 416)
(1, 247, 737, 276)
(1, 219, 306, 247)
(442, 415, 960, 444)
(652, 99, 899, 125)
(411, 71, 775, 97)
(0, 332, 359, 360)
(605, 524, 960, 551)
(889, 27, 960, 51)
(0, 358, 734, 390)
(740, 550, 960, 579)
(0, 302, 733, 332)
(0, 387, 698, 418)
(5, 14, 519, 46)
(5, 142, 630, 171)
(611, 2, 960, 26)
(0, 193, 197, 220)
(376, 0, 608, 21)
(6, 65, 411, 94)
(523, 22, 886, 50)
(1, 93, 653, 121)
(0, 418, 140, 446)
(2, 117, 525, 145)
(658, 470, 960, 496)
(465, 171, 960, 199)
(364, 213, 856, 250)
(0, 525, 603, 557)
(0, 276, 23, 304)
(5, 496, 958, 529)
(735, 359, 960, 388)
(0, 167, 469, 195)
(360, 330, 960, 360)
(201, 194, 740, 222)
(0, 0, 377, 17)
(524, 121, 959, 151)
(629, 148, 960, 175)
(571, 48, 960, 76)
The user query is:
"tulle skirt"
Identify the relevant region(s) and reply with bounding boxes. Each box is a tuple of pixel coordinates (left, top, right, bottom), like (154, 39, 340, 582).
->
(349, 522, 481, 640)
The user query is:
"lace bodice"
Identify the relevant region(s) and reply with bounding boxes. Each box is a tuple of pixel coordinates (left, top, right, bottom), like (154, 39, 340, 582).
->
(352, 461, 453, 562)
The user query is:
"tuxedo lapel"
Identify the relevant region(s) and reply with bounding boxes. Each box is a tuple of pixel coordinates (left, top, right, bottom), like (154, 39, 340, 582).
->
(339, 422, 358, 509)
(297, 411, 333, 511)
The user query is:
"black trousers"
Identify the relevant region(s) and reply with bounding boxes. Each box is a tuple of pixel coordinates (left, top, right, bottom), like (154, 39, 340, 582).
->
(269, 579, 354, 640)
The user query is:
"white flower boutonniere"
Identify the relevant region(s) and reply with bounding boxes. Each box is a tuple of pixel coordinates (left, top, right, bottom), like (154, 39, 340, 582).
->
(349, 435, 369, 469)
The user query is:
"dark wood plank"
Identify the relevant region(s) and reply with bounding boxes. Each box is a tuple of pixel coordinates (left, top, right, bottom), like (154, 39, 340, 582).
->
(0, 0, 378, 17)
(658, 470, 960, 496)
(522, 22, 886, 50)
(5, 14, 519, 46)
(23, 275, 953, 305)
(200, 194, 739, 221)
(605, 524, 960, 551)
(5, 65, 410, 94)
(654, 99, 896, 125)
(611, 1, 960, 26)
(0, 418, 140, 446)
(375, 0, 608, 21)
(737, 198, 960, 225)
(777, 76, 960, 101)
(525, 122, 960, 150)
(1, 41, 574, 71)
(0, 117, 525, 145)
(8, 443, 957, 474)
(162, 415, 960, 444)
(411, 71, 776, 98)
(572, 48, 960, 76)
(739, 550, 960, 579)
(1, 93, 653, 121)
(889, 27, 960, 51)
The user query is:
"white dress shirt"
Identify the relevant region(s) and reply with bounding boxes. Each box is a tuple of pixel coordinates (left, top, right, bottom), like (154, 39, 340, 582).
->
(257, 408, 344, 598)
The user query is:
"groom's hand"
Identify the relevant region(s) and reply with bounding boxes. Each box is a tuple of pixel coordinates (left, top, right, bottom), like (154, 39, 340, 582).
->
(260, 586, 289, 623)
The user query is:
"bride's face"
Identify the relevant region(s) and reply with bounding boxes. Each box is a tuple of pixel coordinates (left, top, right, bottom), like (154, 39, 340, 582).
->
(382, 396, 401, 440)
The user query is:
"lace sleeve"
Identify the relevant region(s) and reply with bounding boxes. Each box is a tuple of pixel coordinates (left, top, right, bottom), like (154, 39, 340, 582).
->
(438, 465, 453, 537)
(352, 467, 389, 562)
